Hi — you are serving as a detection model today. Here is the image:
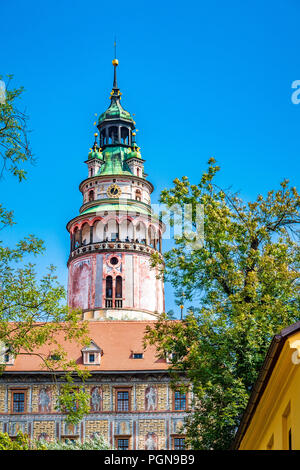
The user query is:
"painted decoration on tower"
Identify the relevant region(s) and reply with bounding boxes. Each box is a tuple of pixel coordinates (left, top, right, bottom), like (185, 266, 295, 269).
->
(145, 386, 157, 411)
(145, 432, 157, 450)
(38, 387, 51, 413)
(90, 386, 102, 412)
(71, 259, 91, 309)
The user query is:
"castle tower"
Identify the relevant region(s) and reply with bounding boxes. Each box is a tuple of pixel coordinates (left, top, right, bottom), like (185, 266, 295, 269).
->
(66, 58, 165, 321)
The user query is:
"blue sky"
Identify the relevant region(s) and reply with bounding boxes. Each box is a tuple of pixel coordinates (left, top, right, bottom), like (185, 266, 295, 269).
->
(1, 0, 300, 315)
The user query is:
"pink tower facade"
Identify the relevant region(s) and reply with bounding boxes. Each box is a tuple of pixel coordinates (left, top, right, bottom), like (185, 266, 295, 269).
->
(67, 59, 165, 321)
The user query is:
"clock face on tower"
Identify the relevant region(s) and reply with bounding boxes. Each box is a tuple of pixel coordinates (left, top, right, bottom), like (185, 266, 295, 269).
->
(107, 184, 122, 198)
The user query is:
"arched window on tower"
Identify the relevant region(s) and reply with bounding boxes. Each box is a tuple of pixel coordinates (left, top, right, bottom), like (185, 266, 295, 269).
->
(90, 167, 94, 177)
(137, 168, 140, 177)
(104, 219, 119, 241)
(105, 276, 113, 308)
(100, 130, 105, 147)
(88, 190, 94, 202)
(148, 225, 157, 249)
(109, 126, 118, 144)
(135, 189, 142, 202)
(74, 227, 81, 249)
(115, 276, 123, 308)
(121, 127, 129, 145)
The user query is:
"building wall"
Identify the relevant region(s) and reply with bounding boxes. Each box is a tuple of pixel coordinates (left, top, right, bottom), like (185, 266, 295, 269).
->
(68, 252, 164, 317)
(239, 332, 300, 450)
(0, 375, 188, 450)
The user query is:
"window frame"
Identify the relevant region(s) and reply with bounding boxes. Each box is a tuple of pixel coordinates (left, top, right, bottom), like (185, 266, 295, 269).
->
(115, 435, 131, 450)
(114, 387, 132, 412)
(172, 435, 186, 450)
(11, 389, 27, 414)
(132, 353, 143, 359)
(173, 390, 188, 411)
(89, 353, 95, 363)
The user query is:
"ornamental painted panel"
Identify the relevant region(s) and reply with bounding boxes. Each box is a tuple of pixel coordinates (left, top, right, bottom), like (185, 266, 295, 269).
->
(38, 387, 51, 413)
(115, 420, 131, 435)
(145, 386, 157, 411)
(172, 418, 185, 434)
(37, 432, 50, 442)
(145, 432, 157, 450)
(90, 387, 102, 412)
(71, 259, 91, 310)
(8, 421, 26, 436)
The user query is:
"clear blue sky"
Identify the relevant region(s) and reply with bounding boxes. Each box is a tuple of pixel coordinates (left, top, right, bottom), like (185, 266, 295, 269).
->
(1, 0, 300, 315)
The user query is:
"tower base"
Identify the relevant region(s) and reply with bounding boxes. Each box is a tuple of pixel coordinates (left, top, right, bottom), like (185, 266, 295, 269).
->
(82, 308, 159, 321)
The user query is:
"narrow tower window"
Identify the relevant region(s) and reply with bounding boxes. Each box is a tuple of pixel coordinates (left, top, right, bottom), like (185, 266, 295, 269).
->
(88, 190, 94, 202)
(106, 276, 113, 299)
(116, 276, 122, 298)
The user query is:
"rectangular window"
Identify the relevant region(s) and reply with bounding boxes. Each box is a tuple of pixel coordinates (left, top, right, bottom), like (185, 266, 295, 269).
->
(174, 391, 186, 411)
(117, 391, 129, 411)
(117, 438, 129, 450)
(89, 353, 95, 363)
(132, 353, 143, 359)
(173, 437, 185, 450)
(12, 391, 26, 413)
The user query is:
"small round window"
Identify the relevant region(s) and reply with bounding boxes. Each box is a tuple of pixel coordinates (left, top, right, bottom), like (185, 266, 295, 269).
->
(110, 257, 119, 266)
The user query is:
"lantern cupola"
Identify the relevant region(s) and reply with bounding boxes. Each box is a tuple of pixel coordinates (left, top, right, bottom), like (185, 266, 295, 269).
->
(97, 58, 135, 150)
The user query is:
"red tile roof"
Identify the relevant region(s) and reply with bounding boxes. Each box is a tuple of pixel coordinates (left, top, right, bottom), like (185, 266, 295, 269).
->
(4, 321, 169, 373)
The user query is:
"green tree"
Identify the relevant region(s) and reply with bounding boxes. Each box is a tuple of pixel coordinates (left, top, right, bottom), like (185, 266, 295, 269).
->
(0, 76, 91, 426)
(0, 74, 33, 181)
(0, 431, 30, 450)
(35, 434, 110, 450)
(146, 158, 300, 449)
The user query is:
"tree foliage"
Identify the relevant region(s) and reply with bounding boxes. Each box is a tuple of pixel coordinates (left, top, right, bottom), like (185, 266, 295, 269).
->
(36, 434, 110, 450)
(0, 431, 29, 450)
(146, 158, 300, 449)
(0, 75, 33, 181)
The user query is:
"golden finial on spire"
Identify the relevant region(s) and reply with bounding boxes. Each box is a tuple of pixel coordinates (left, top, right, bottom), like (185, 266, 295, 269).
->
(112, 37, 118, 66)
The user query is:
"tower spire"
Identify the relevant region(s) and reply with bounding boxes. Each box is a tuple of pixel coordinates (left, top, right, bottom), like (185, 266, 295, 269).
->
(112, 38, 119, 90)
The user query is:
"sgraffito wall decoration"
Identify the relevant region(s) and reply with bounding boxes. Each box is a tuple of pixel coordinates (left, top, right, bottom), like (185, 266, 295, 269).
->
(70, 259, 91, 309)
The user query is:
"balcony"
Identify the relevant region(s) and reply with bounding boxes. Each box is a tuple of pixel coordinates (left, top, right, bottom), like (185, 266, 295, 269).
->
(69, 239, 163, 262)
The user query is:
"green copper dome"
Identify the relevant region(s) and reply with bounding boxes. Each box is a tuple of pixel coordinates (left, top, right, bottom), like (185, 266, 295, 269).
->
(98, 98, 134, 124)
(125, 143, 142, 160)
(97, 146, 133, 176)
(88, 147, 103, 160)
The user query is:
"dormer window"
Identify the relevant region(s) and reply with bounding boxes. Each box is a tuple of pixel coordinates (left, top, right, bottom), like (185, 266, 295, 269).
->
(165, 352, 175, 364)
(0, 343, 15, 366)
(81, 341, 102, 365)
(132, 353, 143, 359)
(49, 353, 62, 361)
